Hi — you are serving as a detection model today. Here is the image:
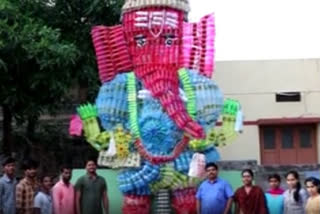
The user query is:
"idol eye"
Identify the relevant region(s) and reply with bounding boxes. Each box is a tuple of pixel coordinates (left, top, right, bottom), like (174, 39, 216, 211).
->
(164, 34, 176, 46)
(165, 38, 174, 46)
(134, 35, 147, 47)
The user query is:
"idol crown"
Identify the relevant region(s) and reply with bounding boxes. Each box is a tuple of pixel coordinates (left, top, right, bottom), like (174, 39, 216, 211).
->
(122, 0, 190, 13)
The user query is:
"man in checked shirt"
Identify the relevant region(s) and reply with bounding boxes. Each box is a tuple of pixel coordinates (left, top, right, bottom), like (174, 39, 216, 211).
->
(16, 159, 39, 214)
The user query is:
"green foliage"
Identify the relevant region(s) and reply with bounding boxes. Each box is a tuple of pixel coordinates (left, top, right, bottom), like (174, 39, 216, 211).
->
(0, 0, 124, 154)
(0, 0, 124, 123)
(38, 0, 124, 99)
(0, 0, 78, 123)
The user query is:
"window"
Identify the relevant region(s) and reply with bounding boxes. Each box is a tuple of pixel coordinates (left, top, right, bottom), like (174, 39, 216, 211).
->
(281, 127, 294, 149)
(263, 127, 276, 149)
(276, 92, 301, 102)
(300, 128, 312, 148)
(260, 124, 317, 165)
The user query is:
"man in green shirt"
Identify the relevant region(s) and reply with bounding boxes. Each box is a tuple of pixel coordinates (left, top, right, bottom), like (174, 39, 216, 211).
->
(75, 158, 109, 214)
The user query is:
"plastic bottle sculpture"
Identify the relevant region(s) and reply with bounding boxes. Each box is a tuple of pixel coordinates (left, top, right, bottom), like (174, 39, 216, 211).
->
(70, 0, 243, 213)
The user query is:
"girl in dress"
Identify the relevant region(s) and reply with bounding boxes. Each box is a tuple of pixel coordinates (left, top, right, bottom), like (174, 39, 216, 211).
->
(304, 177, 320, 214)
(283, 171, 308, 214)
(265, 174, 284, 214)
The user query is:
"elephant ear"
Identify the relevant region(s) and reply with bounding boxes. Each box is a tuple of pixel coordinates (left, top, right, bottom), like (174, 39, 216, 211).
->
(91, 25, 133, 83)
(181, 14, 215, 78)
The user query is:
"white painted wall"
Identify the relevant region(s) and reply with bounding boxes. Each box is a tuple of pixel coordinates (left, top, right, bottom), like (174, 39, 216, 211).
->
(218, 126, 261, 163)
(214, 59, 320, 163)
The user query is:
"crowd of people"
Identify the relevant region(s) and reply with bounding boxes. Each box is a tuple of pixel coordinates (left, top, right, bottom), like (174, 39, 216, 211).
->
(0, 157, 108, 214)
(1, 156, 320, 214)
(197, 163, 320, 214)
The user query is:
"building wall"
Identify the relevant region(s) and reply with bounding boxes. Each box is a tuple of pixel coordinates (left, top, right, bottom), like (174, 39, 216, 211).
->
(214, 59, 320, 164)
(218, 126, 260, 163)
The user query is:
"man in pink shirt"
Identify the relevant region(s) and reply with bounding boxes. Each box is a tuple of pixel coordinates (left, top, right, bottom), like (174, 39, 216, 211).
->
(52, 165, 75, 214)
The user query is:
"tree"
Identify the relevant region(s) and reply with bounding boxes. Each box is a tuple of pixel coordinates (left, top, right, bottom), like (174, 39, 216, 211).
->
(0, 0, 78, 154)
(38, 0, 124, 99)
(0, 0, 124, 155)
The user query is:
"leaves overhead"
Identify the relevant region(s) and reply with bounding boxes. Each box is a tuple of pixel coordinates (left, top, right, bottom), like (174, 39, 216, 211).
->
(0, 0, 124, 124)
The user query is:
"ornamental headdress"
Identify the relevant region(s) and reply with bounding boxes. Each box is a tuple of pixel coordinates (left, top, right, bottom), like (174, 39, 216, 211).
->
(122, 0, 190, 14)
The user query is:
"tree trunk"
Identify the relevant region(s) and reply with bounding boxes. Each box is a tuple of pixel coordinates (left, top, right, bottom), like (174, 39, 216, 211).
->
(25, 117, 37, 160)
(2, 105, 13, 155)
(27, 118, 36, 140)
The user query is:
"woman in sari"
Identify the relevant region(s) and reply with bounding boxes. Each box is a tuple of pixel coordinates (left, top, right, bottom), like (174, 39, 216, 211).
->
(234, 169, 268, 214)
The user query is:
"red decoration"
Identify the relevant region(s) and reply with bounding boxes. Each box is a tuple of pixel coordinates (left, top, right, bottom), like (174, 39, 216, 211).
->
(91, 25, 133, 83)
(91, 8, 217, 138)
(122, 195, 151, 214)
(182, 14, 215, 78)
(134, 136, 190, 164)
(172, 188, 197, 214)
(122, 8, 204, 139)
(68, 115, 83, 136)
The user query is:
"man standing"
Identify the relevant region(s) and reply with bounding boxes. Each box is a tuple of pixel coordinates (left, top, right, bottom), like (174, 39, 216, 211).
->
(234, 169, 268, 214)
(52, 165, 75, 214)
(196, 162, 233, 214)
(34, 175, 53, 214)
(0, 157, 17, 214)
(16, 159, 39, 214)
(75, 158, 109, 214)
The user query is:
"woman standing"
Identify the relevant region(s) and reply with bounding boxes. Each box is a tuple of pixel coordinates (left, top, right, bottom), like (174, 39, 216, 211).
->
(265, 174, 284, 214)
(304, 177, 320, 214)
(283, 171, 308, 214)
(234, 169, 268, 214)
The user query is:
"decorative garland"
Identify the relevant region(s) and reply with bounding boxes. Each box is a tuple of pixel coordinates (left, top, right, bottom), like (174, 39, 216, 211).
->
(178, 68, 196, 119)
(79, 76, 241, 155)
(114, 126, 132, 159)
(127, 73, 140, 137)
(127, 72, 190, 164)
(134, 136, 190, 165)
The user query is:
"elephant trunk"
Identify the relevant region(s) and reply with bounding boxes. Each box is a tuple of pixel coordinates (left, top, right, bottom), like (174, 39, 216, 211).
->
(135, 65, 204, 139)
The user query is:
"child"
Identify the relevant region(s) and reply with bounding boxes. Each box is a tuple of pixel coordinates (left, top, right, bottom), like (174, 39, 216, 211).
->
(265, 174, 284, 214)
(34, 175, 53, 214)
(305, 177, 320, 214)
